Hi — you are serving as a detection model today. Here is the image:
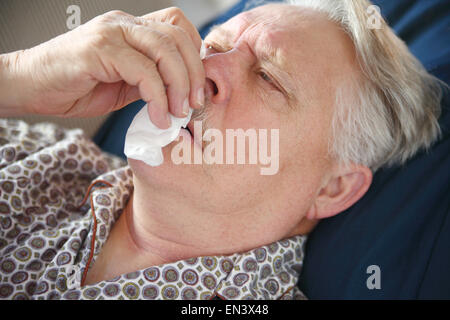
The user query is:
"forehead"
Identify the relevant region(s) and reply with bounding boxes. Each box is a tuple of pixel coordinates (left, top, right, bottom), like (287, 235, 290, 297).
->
(208, 3, 359, 106)
(208, 5, 317, 82)
(221, 4, 306, 47)
(214, 3, 356, 69)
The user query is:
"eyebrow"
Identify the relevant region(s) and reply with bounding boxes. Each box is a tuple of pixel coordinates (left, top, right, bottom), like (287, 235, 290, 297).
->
(255, 43, 298, 104)
(205, 24, 299, 107)
(206, 24, 233, 41)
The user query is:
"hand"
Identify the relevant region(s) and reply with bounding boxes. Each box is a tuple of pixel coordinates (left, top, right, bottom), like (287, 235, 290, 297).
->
(0, 7, 205, 129)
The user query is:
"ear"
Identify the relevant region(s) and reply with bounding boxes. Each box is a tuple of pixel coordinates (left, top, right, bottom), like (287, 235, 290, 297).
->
(306, 164, 373, 220)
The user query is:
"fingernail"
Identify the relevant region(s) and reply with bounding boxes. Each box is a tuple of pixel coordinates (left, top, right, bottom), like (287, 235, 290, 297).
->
(182, 98, 190, 116)
(197, 88, 205, 107)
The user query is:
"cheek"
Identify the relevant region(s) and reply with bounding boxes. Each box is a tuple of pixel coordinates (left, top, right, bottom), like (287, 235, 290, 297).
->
(287, 107, 332, 165)
(276, 110, 333, 198)
(222, 94, 282, 131)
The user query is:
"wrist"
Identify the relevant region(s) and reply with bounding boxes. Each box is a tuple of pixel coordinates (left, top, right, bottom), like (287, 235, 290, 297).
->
(0, 50, 30, 116)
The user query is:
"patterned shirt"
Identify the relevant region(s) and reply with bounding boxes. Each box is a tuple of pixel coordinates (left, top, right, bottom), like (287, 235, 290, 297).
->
(0, 119, 307, 300)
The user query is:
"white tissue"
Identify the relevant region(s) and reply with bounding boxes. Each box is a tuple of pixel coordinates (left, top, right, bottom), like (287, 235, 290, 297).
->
(124, 104, 193, 166)
(200, 40, 206, 59)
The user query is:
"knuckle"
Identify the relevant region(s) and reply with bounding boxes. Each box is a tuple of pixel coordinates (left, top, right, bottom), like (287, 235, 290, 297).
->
(105, 10, 127, 18)
(142, 59, 157, 74)
(164, 7, 186, 24)
(93, 10, 124, 24)
(160, 26, 184, 48)
(141, 61, 163, 86)
(87, 17, 127, 48)
(169, 24, 189, 40)
(88, 24, 113, 48)
(104, 11, 134, 29)
(166, 6, 184, 17)
(88, 29, 110, 48)
(156, 32, 176, 51)
(149, 88, 167, 107)
(133, 16, 147, 26)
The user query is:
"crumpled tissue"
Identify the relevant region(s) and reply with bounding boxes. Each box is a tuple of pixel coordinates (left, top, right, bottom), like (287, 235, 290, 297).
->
(124, 105, 193, 166)
(125, 41, 204, 167)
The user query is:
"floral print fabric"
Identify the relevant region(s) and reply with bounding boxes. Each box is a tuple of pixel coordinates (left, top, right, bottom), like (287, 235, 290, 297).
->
(0, 119, 307, 300)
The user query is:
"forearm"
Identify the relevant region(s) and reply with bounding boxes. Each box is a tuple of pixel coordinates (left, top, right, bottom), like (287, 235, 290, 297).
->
(0, 50, 29, 116)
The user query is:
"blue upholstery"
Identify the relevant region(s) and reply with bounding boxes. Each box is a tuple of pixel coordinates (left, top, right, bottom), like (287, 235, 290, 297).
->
(298, 0, 450, 300)
(93, 0, 450, 299)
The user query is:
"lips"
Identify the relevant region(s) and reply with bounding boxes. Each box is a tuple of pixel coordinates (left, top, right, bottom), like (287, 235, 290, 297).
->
(186, 121, 194, 138)
(185, 119, 203, 150)
(185, 124, 193, 137)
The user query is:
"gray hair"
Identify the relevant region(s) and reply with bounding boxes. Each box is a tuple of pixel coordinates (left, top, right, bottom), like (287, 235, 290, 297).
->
(284, 0, 443, 171)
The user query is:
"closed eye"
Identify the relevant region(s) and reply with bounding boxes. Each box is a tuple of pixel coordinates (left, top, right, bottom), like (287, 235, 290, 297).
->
(258, 69, 281, 92)
(205, 44, 224, 52)
(258, 71, 273, 84)
(205, 43, 281, 92)
(204, 42, 231, 54)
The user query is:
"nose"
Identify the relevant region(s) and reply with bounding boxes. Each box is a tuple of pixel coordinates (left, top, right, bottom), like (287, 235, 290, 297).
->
(201, 51, 241, 107)
(204, 77, 218, 99)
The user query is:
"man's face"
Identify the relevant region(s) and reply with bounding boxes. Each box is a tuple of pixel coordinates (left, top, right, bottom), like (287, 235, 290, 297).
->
(129, 4, 359, 250)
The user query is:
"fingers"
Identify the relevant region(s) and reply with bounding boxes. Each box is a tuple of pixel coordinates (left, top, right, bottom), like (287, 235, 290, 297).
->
(110, 47, 171, 128)
(141, 7, 203, 51)
(139, 8, 206, 109)
(86, 9, 205, 128)
(123, 25, 190, 118)
(139, 22, 206, 112)
(120, 24, 205, 129)
(158, 23, 206, 112)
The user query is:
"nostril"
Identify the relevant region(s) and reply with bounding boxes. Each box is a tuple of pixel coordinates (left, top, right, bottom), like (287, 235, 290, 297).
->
(205, 78, 219, 97)
(212, 81, 218, 95)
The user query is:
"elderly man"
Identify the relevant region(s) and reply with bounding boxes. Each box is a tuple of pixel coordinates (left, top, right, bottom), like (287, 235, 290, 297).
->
(0, 0, 442, 300)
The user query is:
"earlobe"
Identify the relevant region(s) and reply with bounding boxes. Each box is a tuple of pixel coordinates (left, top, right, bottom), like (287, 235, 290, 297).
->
(314, 164, 372, 219)
(306, 202, 317, 220)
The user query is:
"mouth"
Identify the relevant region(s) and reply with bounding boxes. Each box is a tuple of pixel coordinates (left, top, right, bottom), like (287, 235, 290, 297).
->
(185, 124, 193, 137)
(186, 106, 204, 142)
(185, 118, 204, 151)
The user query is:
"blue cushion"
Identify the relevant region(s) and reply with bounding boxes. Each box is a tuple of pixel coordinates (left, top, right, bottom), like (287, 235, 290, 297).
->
(299, 91, 450, 299)
(298, 0, 450, 299)
(93, 0, 450, 298)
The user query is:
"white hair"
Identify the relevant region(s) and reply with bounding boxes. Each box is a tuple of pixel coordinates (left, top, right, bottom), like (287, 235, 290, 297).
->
(282, 0, 444, 171)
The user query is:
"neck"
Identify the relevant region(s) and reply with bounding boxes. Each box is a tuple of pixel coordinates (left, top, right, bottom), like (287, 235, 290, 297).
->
(126, 181, 243, 265)
(125, 174, 318, 265)
(86, 177, 249, 285)
(122, 193, 206, 264)
(84, 175, 316, 285)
